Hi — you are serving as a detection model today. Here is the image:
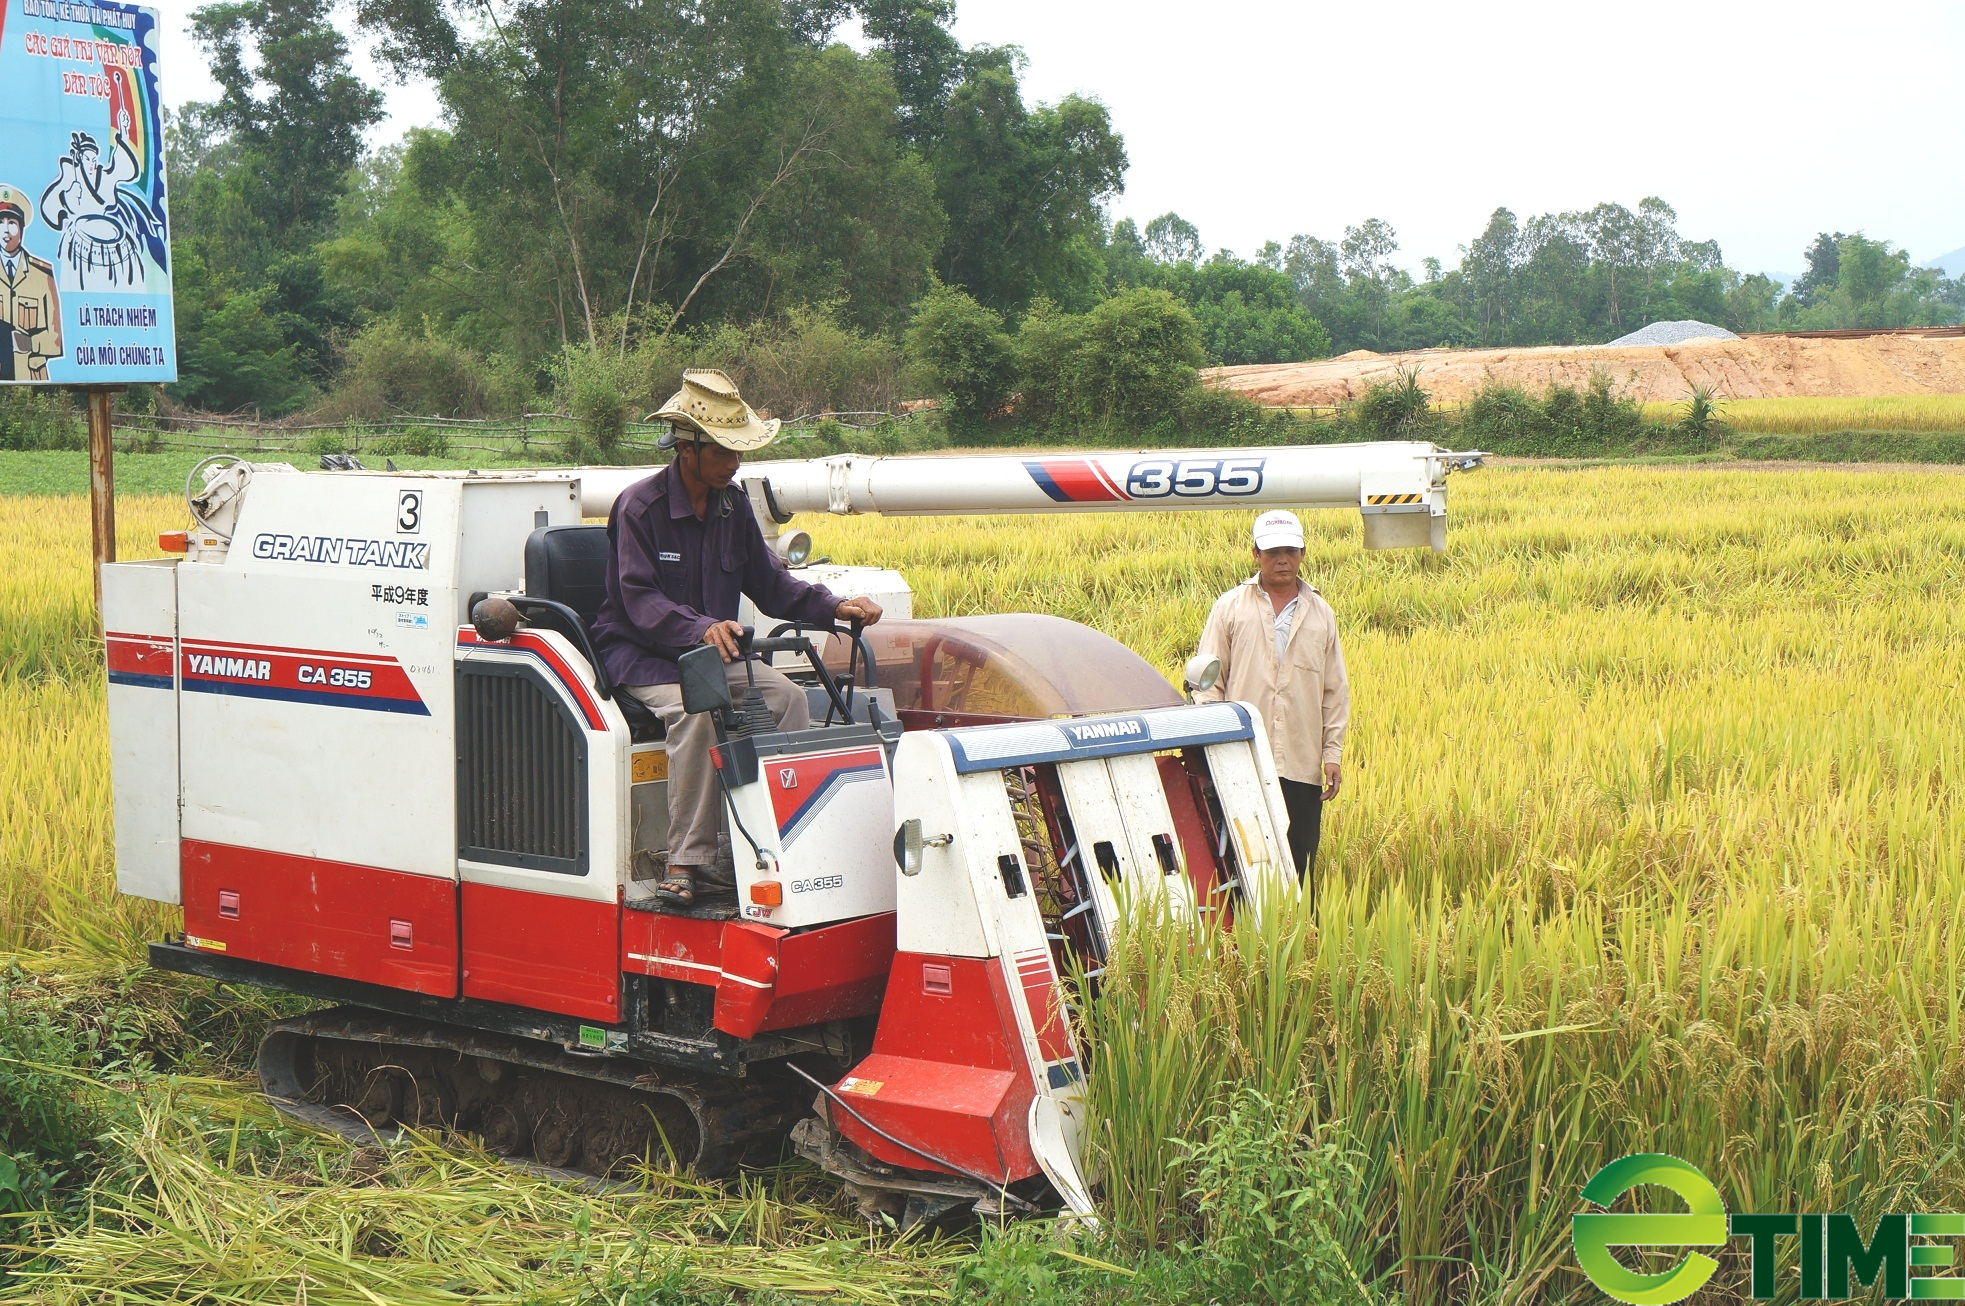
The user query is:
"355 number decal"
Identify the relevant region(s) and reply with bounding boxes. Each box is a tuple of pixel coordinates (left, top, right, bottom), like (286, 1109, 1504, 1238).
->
(1124, 457, 1265, 499)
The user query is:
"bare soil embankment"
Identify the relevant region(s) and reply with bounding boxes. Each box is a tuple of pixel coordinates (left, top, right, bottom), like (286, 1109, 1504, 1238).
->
(1209, 329, 1965, 405)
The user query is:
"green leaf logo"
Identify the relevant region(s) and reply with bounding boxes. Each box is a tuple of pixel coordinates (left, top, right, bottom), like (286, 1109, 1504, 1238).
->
(1572, 1154, 1727, 1305)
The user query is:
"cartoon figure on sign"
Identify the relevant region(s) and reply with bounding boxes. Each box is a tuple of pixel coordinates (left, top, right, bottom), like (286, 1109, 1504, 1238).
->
(0, 185, 63, 382)
(38, 125, 154, 292)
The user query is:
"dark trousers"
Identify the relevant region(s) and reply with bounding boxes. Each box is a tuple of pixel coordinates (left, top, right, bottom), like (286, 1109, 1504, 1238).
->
(1278, 777, 1323, 883)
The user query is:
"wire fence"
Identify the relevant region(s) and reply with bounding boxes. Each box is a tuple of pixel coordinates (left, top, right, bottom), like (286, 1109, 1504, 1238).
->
(110, 408, 916, 459)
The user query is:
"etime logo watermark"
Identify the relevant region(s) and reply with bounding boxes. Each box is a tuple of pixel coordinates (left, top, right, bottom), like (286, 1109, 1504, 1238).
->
(1573, 1154, 1965, 1303)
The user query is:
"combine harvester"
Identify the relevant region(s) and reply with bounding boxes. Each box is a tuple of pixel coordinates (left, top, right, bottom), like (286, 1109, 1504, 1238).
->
(103, 441, 1479, 1224)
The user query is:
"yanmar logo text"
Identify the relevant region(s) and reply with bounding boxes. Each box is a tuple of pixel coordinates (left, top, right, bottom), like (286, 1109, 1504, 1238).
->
(252, 534, 430, 569)
(185, 654, 270, 681)
(1066, 718, 1143, 743)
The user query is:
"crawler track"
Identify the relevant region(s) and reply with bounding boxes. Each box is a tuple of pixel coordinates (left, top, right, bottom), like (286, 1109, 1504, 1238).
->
(259, 1008, 806, 1179)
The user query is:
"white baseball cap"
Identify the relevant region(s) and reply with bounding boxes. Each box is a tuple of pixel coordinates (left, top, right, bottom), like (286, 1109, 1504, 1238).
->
(1252, 510, 1304, 550)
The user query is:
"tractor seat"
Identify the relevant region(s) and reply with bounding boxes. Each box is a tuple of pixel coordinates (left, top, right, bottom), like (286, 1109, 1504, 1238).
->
(524, 525, 664, 742)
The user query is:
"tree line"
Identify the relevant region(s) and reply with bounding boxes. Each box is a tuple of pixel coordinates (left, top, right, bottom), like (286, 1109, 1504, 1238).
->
(147, 0, 1965, 423)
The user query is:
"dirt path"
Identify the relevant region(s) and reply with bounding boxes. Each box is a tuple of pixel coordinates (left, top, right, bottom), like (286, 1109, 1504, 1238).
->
(1209, 331, 1965, 405)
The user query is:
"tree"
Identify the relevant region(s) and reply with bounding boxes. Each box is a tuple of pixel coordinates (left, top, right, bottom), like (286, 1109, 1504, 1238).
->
(1582, 202, 1637, 328)
(903, 281, 1012, 423)
(355, 0, 915, 355)
(1462, 207, 1521, 343)
(856, 0, 963, 146)
(1787, 232, 1846, 308)
(190, 0, 384, 232)
(930, 47, 1127, 312)
(1142, 212, 1203, 264)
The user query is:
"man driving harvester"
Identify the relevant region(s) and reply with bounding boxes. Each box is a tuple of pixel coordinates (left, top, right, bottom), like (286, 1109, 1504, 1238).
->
(592, 369, 883, 907)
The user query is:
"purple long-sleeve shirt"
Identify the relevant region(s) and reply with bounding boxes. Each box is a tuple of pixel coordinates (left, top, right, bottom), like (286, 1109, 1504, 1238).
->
(592, 466, 842, 687)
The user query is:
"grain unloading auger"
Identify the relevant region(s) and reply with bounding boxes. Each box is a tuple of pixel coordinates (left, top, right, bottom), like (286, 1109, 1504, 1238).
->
(101, 439, 1478, 1224)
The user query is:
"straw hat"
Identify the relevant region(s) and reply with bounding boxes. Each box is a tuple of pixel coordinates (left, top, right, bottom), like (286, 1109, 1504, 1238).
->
(653, 369, 780, 452)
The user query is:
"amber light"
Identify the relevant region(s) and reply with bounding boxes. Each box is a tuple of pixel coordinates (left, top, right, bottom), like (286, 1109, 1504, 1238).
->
(748, 881, 783, 906)
(158, 531, 188, 553)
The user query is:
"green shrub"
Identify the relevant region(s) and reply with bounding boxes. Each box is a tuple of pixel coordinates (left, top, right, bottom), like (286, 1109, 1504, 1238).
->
(616, 306, 906, 425)
(0, 968, 105, 1220)
(301, 430, 351, 458)
(1676, 385, 1726, 441)
(1166, 1088, 1379, 1304)
(1458, 370, 1652, 455)
(1072, 288, 1206, 435)
(562, 346, 631, 461)
(737, 303, 904, 419)
(321, 320, 531, 421)
(1350, 364, 1433, 439)
(903, 283, 1015, 425)
(1011, 297, 1089, 434)
(0, 391, 84, 451)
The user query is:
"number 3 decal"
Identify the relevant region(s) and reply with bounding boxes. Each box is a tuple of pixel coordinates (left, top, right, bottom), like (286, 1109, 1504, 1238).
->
(397, 489, 423, 534)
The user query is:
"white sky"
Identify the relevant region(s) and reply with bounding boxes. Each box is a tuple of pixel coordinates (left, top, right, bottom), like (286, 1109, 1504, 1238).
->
(148, 0, 1965, 276)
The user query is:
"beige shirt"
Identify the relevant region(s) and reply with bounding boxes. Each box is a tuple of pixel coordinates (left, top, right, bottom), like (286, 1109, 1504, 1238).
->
(1194, 576, 1349, 782)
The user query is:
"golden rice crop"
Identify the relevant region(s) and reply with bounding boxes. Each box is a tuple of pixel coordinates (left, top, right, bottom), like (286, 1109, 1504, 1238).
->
(814, 464, 1965, 1300)
(5, 463, 1964, 1302)
(0, 495, 181, 956)
(1639, 393, 1965, 434)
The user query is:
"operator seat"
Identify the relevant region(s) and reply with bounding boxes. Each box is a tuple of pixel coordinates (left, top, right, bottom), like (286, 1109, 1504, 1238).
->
(523, 525, 664, 742)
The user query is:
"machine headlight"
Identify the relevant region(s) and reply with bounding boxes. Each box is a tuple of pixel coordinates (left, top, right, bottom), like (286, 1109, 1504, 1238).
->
(775, 530, 813, 567)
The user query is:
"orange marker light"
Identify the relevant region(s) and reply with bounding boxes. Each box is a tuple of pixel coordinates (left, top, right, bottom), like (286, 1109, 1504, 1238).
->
(749, 881, 783, 907)
(158, 530, 188, 553)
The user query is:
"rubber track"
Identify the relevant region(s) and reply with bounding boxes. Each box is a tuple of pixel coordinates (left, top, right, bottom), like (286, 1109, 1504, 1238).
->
(259, 1008, 804, 1180)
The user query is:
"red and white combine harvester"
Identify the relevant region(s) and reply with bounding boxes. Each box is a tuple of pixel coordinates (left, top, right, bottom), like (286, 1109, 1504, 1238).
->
(103, 442, 1479, 1223)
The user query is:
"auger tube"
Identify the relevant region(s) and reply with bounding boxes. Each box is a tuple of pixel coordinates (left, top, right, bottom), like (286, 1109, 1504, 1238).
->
(573, 441, 1484, 552)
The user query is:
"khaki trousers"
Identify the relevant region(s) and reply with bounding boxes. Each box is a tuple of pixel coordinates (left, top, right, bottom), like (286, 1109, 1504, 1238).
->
(624, 662, 810, 868)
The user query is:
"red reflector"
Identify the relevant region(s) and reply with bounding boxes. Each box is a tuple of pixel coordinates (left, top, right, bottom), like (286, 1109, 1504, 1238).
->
(217, 890, 240, 919)
(710, 745, 725, 769)
(389, 919, 413, 950)
(748, 881, 782, 906)
(922, 963, 952, 996)
(158, 530, 189, 553)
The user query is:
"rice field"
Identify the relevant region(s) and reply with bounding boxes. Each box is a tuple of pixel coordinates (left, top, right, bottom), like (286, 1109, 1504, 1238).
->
(4, 462, 1965, 1302)
(1638, 392, 1965, 433)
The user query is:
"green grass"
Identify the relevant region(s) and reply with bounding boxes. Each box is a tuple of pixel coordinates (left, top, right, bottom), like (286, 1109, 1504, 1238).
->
(0, 451, 518, 496)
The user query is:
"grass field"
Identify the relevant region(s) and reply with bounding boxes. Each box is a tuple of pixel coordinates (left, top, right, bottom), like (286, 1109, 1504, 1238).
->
(4, 463, 1964, 1302)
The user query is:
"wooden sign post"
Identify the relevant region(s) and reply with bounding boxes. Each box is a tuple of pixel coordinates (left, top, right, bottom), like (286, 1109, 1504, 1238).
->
(86, 387, 118, 617)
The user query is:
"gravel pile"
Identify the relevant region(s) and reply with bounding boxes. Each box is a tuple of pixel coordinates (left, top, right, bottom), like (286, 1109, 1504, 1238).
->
(1606, 320, 1739, 347)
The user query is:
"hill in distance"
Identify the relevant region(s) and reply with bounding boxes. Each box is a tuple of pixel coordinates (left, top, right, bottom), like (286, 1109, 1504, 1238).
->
(1923, 245, 1965, 277)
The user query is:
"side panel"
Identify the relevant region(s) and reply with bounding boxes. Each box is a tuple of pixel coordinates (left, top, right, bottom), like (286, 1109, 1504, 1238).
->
(730, 742, 896, 930)
(176, 475, 460, 880)
(759, 912, 896, 1031)
(836, 953, 1040, 1183)
(617, 912, 896, 1038)
(179, 838, 457, 994)
(103, 560, 181, 903)
(460, 881, 621, 1023)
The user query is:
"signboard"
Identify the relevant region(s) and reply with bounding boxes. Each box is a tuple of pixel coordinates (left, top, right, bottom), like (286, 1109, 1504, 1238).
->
(0, 0, 174, 385)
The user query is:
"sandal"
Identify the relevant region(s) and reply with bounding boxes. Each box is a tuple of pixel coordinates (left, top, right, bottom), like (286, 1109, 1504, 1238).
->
(652, 866, 696, 905)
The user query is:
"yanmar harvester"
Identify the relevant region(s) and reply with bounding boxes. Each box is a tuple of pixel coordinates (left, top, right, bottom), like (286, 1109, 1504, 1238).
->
(103, 442, 1478, 1223)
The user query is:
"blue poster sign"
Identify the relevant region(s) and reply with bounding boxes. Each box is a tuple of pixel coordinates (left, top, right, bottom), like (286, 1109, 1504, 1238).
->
(0, 0, 174, 385)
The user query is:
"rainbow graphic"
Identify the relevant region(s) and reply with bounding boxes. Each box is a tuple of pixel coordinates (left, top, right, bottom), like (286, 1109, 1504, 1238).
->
(1022, 458, 1130, 503)
(92, 14, 168, 272)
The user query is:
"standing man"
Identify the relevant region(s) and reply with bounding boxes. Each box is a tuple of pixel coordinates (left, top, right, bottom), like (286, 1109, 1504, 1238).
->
(1193, 510, 1349, 883)
(592, 369, 883, 906)
(0, 185, 63, 382)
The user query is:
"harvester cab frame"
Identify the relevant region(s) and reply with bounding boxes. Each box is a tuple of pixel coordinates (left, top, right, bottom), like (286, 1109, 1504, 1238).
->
(106, 441, 1477, 1224)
